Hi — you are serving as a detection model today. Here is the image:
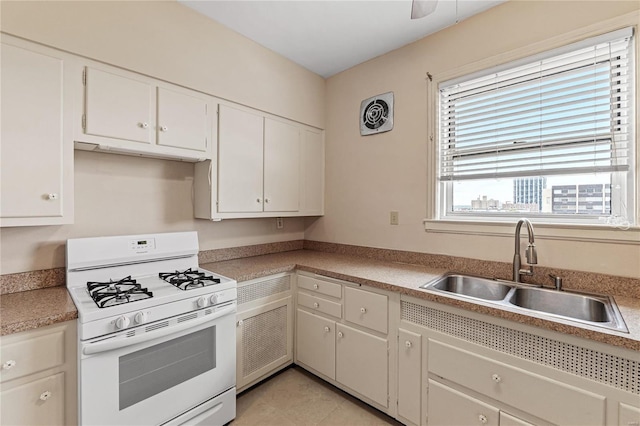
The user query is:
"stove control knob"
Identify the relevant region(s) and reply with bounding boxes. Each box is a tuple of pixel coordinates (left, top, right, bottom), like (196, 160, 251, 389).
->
(134, 311, 147, 325)
(196, 296, 207, 308)
(115, 315, 130, 330)
(210, 294, 219, 305)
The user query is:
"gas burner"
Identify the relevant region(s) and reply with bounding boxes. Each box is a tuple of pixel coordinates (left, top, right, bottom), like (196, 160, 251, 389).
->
(159, 268, 221, 291)
(87, 276, 153, 308)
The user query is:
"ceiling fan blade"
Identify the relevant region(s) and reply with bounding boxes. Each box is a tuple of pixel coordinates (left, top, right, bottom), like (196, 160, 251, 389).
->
(411, 0, 438, 19)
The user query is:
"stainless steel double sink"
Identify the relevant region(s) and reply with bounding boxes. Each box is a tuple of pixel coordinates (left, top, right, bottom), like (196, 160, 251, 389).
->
(420, 274, 628, 333)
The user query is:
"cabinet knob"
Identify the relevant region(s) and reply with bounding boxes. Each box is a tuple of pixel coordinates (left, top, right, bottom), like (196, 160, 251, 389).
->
(313, 284, 319, 290)
(313, 302, 319, 308)
(265, 198, 270, 203)
(360, 307, 367, 314)
(337, 331, 343, 338)
(139, 122, 149, 129)
(2, 360, 16, 370)
(478, 414, 488, 424)
(256, 198, 261, 203)
(237, 320, 243, 327)
(491, 373, 502, 383)
(160, 125, 168, 132)
(39, 391, 52, 401)
(405, 340, 412, 348)
(47, 193, 58, 200)
(324, 326, 330, 333)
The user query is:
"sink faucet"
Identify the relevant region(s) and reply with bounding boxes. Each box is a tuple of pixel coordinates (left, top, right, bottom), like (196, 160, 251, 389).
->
(513, 218, 537, 283)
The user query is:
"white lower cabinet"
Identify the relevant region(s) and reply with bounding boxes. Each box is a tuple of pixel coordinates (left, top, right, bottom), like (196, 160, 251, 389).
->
(427, 379, 499, 426)
(0, 321, 76, 426)
(235, 274, 294, 392)
(336, 322, 388, 407)
(296, 309, 336, 380)
(295, 272, 393, 413)
(398, 328, 422, 425)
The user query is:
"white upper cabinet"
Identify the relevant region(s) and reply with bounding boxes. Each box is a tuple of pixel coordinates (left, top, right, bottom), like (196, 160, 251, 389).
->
(77, 63, 213, 161)
(264, 118, 300, 212)
(84, 68, 154, 144)
(195, 102, 324, 220)
(0, 35, 75, 227)
(217, 104, 264, 213)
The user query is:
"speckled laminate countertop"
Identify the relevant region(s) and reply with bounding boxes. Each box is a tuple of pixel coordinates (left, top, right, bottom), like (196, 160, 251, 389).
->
(202, 250, 640, 352)
(2, 249, 639, 352)
(0, 287, 78, 336)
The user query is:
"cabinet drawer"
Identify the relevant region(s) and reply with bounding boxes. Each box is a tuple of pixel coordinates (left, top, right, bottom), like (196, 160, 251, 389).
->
(298, 275, 341, 298)
(0, 372, 65, 426)
(344, 287, 387, 334)
(1, 330, 65, 383)
(428, 339, 605, 426)
(298, 292, 342, 318)
(428, 379, 499, 426)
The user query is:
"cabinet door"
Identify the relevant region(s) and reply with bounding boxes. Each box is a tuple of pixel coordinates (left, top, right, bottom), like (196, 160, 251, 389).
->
(300, 128, 324, 215)
(336, 323, 388, 407)
(264, 118, 300, 212)
(500, 412, 536, 426)
(156, 87, 209, 153)
(84, 67, 154, 144)
(398, 329, 421, 425)
(1, 40, 73, 225)
(218, 104, 264, 213)
(619, 403, 640, 426)
(296, 309, 335, 380)
(428, 379, 499, 426)
(236, 297, 293, 390)
(0, 372, 65, 426)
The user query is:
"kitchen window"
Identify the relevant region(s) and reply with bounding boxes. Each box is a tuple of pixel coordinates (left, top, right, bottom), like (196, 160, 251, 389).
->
(434, 27, 635, 229)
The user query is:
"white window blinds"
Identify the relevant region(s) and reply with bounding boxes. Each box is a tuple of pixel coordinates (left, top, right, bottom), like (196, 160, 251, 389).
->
(439, 28, 633, 181)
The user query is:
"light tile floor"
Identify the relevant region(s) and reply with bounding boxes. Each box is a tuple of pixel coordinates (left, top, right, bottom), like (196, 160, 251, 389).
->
(232, 366, 404, 426)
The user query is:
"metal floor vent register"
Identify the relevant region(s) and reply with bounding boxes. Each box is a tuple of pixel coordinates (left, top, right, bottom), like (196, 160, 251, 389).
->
(360, 92, 394, 136)
(402, 301, 639, 394)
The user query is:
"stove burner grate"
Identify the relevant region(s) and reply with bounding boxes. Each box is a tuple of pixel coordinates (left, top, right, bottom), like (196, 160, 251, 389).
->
(87, 276, 153, 308)
(159, 268, 221, 291)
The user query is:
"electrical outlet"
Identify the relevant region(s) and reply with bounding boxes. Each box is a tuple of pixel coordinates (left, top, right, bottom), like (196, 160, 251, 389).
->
(390, 211, 399, 225)
(276, 217, 284, 229)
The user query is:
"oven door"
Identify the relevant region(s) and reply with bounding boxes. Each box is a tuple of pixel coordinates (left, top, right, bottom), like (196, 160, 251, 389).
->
(79, 303, 236, 426)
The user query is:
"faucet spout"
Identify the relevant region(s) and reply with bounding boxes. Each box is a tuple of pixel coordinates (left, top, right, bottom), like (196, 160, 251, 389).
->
(513, 218, 537, 283)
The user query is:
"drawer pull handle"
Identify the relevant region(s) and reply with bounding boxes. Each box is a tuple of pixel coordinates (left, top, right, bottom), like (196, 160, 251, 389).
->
(478, 414, 487, 424)
(360, 307, 367, 314)
(337, 331, 343, 338)
(324, 326, 330, 333)
(491, 373, 502, 383)
(39, 391, 52, 401)
(313, 284, 319, 289)
(313, 302, 319, 308)
(2, 360, 16, 370)
(405, 340, 412, 348)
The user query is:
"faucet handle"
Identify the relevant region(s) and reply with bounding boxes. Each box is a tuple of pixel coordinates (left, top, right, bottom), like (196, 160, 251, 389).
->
(548, 274, 563, 291)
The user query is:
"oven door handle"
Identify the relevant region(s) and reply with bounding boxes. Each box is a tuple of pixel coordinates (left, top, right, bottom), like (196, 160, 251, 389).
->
(82, 304, 236, 356)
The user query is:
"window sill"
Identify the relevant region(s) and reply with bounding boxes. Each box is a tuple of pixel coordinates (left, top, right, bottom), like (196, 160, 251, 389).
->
(423, 218, 640, 245)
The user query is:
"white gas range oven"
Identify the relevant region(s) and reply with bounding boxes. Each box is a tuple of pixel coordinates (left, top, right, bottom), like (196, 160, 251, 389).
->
(66, 231, 237, 426)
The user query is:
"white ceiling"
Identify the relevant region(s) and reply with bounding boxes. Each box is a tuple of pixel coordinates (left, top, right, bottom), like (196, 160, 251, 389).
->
(180, 0, 506, 78)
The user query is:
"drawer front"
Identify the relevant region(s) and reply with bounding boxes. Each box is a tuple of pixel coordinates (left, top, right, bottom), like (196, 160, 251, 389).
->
(428, 339, 605, 426)
(1, 330, 65, 383)
(344, 287, 388, 334)
(297, 275, 342, 299)
(0, 372, 65, 426)
(428, 379, 499, 426)
(298, 292, 342, 318)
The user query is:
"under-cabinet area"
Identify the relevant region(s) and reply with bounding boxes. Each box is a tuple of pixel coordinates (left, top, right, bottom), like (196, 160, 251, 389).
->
(0, 321, 77, 426)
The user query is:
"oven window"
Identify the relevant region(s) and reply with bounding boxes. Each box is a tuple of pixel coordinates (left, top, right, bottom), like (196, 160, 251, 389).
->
(119, 326, 216, 410)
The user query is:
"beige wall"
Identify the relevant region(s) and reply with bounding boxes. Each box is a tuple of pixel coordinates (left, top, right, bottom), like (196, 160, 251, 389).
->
(0, 1, 321, 274)
(305, 1, 640, 280)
